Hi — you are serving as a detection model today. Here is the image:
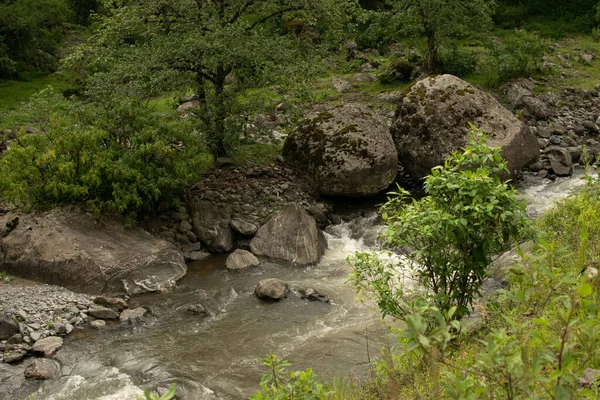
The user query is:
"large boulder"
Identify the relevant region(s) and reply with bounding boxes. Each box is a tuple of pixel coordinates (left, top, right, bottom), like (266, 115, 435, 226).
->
(0, 208, 186, 295)
(191, 201, 233, 252)
(283, 104, 398, 197)
(250, 204, 327, 266)
(390, 74, 539, 180)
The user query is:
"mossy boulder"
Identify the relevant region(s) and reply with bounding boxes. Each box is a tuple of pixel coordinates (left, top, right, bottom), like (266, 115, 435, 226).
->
(283, 104, 398, 197)
(390, 74, 539, 180)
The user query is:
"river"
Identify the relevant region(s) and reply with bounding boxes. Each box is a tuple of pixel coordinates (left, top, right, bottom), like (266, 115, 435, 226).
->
(16, 170, 595, 400)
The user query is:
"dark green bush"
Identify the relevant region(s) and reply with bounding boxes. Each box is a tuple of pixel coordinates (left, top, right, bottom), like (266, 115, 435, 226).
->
(0, 87, 211, 222)
(438, 45, 477, 77)
(377, 58, 415, 83)
(482, 29, 547, 87)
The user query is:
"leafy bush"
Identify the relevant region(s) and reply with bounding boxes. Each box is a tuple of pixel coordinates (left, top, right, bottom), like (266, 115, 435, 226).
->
(354, 172, 600, 399)
(482, 29, 547, 87)
(438, 45, 478, 77)
(377, 58, 415, 83)
(0, 0, 72, 78)
(0, 87, 211, 223)
(349, 129, 530, 319)
(250, 352, 332, 400)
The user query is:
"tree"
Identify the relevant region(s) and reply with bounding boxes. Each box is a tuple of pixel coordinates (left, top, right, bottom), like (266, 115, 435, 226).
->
(67, 0, 355, 157)
(349, 129, 530, 319)
(390, 0, 495, 71)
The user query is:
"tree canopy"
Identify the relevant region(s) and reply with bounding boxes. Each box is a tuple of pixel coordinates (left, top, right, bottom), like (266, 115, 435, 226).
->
(67, 0, 356, 156)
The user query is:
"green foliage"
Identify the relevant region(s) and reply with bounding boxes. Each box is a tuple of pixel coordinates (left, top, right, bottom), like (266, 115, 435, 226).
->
(376, 58, 414, 83)
(250, 352, 333, 400)
(0, 271, 13, 284)
(350, 129, 529, 320)
(0, 87, 210, 222)
(390, 0, 495, 71)
(438, 44, 478, 77)
(0, 0, 72, 79)
(66, 0, 356, 157)
(482, 29, 547, 87)
(138, 384, 176, 400)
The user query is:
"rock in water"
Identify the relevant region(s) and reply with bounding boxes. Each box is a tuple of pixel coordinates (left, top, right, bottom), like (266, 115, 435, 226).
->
(191, 201, 233, 252)
(0, 208, 186, 295)
(283, 104, 398, 197)
(226, 249, 260, 270)
(24, 359, 60, 380)
(87, 306, 119, 320)
(545, 147, 573, 176)
(255, 279, 290, 300)
(119, 307, 147, 323)
(250, 204, 327, 266)
(390, 74, 539, 180)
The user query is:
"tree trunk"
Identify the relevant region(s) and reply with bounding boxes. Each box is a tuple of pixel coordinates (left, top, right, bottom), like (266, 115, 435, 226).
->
(426, 28, 437, 72)
(211, 66, 228, 158)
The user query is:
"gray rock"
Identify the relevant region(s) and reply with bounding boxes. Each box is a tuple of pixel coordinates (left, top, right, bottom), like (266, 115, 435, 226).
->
(390, 75, 539, 180)
(255, 279, 290, 300)
(187, 251, 211, 262)
(0, 208, 186, 296)
(296, 288, 330, 303)
(546, 147, 573, 176)
(582, 54, 594, 64)
(226, 250, 260, 270)
(0, 314, 19, 340)
(283, 104, 398, 197)
(191, 201, 233, 252)
(119, 307, 147, 323)
(503, 80, 533, 108)
(230, 219, 258, 237)
(536, 128, 551, 138)
(583, 120, 599, 134)
(87, 306, 119, 320)
(90, 320, 106, 329)
(187, 304, 207, 315)
(30, 332, 41, 342)
(250, 204, 327, 266)
(332, 76, 353, 93)
(522, 96, 555, 120)
(7, 334, 23, 344)
(176, 101, 199, 114)
(181, 242, 202, 254)
(3, 349, 26, 363)
(93, 296, 128, 311)
(178, 220, 193, 233)
(24, 358, 60, 380)
(32, 336, 63, 357)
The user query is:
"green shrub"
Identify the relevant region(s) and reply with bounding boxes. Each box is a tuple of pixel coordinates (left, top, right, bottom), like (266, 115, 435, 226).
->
(377, 58, 415, 84)
(0, 87, 211, 223)
(482, 29, 547, 87)
(250, 352, 332, 400)
(438, 45, 478, 77)
(349, 129, 530, 319)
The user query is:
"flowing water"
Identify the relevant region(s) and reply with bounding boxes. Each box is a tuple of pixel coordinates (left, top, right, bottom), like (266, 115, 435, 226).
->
(14, 170, 595, 400)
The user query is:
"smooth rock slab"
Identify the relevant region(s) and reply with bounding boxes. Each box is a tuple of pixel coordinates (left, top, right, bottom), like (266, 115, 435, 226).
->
(24, 358, 60, 380)
(32, 336, 63, 357)
(226, 250, 260, 270)
(0, 208, 186, 296)
(87, 306, 119, 320)
(255, 279, 290, 301)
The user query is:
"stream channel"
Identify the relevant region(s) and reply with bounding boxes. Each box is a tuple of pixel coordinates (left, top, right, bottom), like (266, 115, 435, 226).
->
(15, 171, 594, 400)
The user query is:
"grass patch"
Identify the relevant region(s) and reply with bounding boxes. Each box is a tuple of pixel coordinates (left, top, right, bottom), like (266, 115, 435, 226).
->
(0, 75, 77, 112)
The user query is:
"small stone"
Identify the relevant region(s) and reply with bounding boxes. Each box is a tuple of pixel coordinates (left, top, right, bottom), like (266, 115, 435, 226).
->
(3, 349, 26, 363)
(186, 230, 198, 242)
(119, 308, 148, 323)
(30, 332, 41, 342)
(90, 320, 106, 329)
(32, 336, 63, 357)
(254, 279, 289, 301)
(87, 306, 120, 320)
(28, 323, 41, 331)
(179, 220, 193, 233)
(25, 358, 61, 380)
(94, 296, 129, 311)
(187, 304, 207, 315)
(230, 219, 258, 237)
(226, 249, 260, 270)
(187, 251, 211, 262)
(7, 334, 23, 344)
(65, 324, 74, 334)
(296, 288, 330, 303)
(332, 76, 353, 93)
